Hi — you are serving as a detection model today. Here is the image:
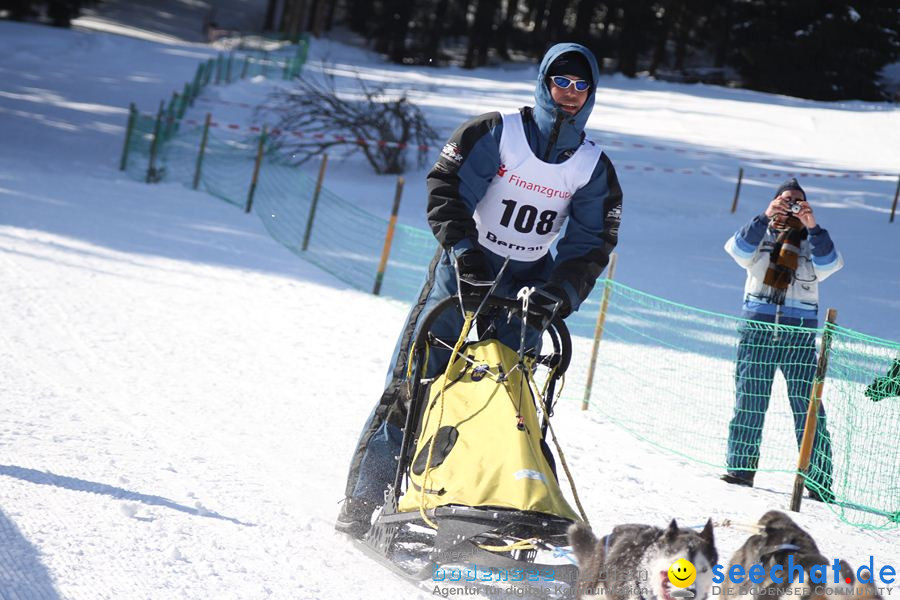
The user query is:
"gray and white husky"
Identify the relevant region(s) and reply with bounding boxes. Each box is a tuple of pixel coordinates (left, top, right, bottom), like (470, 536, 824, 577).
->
(720, 510, 881, 600)
(568, 519, 717, 600)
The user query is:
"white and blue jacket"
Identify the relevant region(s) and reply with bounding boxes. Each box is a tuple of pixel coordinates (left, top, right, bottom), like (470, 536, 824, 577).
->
(724, 214, 843, 328)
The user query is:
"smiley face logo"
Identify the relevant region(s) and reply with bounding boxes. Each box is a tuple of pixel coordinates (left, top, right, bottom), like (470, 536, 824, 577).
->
(668, 558, 696, 588)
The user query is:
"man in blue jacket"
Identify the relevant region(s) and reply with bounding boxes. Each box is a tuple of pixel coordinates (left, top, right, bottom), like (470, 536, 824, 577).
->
(336, 42, 623, 537)
(722, 178, 843, 502)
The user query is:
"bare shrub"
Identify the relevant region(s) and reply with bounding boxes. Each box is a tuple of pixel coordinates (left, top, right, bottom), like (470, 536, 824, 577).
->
(264, 68, 439, 174)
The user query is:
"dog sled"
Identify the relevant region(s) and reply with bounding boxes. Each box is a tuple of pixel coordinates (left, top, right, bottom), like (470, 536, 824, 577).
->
(354, 278, 585, 598)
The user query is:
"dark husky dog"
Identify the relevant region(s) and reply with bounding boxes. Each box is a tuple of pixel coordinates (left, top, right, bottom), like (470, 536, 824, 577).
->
(569, 519, 717, 600)
(720, 510, 881, 600)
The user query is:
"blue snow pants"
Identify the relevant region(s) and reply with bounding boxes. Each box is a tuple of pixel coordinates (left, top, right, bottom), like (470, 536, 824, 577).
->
(343, 247, 555, 504)
(725, 321, 834, 492)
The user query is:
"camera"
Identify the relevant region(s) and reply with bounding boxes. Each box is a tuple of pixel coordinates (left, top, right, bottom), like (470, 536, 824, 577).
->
(787, 199, 802, 214)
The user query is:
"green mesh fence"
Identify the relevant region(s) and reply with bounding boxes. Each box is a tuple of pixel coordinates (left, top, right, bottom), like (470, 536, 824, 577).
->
(569, 281, 900, 530)
(119, 38, 900, 530)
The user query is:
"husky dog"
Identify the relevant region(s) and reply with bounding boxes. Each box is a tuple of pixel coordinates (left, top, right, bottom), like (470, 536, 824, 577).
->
(569, 519, 717, 600)
(721, 510, 881, 600)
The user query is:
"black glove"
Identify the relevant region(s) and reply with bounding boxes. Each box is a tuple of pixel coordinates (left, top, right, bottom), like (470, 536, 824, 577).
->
(533, 285, 571, 318)
(455, 248, 491, 296)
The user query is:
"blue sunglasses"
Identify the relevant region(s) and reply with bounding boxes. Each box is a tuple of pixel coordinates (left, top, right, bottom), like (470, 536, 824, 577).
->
(550, 75, 590, 92)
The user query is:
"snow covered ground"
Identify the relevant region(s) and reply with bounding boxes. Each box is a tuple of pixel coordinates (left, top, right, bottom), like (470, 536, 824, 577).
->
(1, 15, 898, 600)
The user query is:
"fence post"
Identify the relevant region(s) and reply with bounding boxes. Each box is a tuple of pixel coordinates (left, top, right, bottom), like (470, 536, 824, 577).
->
(282, 54, 290, 80)
(118, 102, 137, 171)
(262, 50, 269, 78)
(890, 174, 899, 223)
(193, 113, 212, 190)
(301, 153, 329, 251)
(241, 55, 250, 79)
(731, 167, 744, 213)
(190, 64, 202, 105)
(245, 126, 268, 214)
(226, 52, 234, 83)
(215, 53, 223, 84)
(373, 176, 405, 296)
(145, 100, 165, 183)
(582, 253, 618, 410)
(164, 92, 178, 139)
(179, 83, 190, 118)
(789, 307, 838, 512)
(205, 58, 214, 85)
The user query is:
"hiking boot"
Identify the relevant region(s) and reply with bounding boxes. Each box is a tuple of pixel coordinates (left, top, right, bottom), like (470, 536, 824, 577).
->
(335, 497, 377, 539)
(720, 472, 754, 487)
(807, 487, 835, 503)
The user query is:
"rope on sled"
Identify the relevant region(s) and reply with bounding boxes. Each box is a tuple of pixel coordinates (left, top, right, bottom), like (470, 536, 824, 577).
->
(530, 369, 591, 528)
(477, 538, 539, 552)
(419, 311, 475, 530)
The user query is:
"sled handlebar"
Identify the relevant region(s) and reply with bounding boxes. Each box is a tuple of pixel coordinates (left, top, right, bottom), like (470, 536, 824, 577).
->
(413, 293, 572, 377)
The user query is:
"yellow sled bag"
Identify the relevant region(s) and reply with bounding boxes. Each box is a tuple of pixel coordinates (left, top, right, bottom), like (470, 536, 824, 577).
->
(398, 337, 579, 522)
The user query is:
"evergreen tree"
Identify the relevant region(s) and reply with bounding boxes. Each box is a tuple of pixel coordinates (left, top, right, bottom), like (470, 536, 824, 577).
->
(731, 0, 900, 100)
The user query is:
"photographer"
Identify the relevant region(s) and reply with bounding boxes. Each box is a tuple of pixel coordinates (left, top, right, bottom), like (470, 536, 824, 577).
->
(721, 178, 843, 502)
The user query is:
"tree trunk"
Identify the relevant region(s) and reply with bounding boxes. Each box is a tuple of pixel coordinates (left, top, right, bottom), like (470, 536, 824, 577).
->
(617, 2, 638, 77)
(283, 0, 307, 38)
(495, 0, 519, 60)
(310, 0, 329, 37)
(263, 0, 278, 30)
(572, 0, 597, 41)
(424, 0, 450, 62)
(530, 0, 548, 54)
(345, 0, 374, 36)
(649, 0, 677, 75)
(465, 0, 499, 68)
(47, 0, 77, 27)
(373, 1, 393, 54)
(373, 0, 414, 62)
(714, 0, 733, 68)
(325, 0, 337, 31)
(673, 5, 691, 71)
(448, 0, 473, 36)
(544, 0, 571, 49)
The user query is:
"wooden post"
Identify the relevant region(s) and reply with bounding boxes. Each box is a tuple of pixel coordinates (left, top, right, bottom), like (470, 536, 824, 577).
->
(226, 52, 234, 83)
(301, 153, 329, 251)
(119, 102, 137, 171)
(205, 58, 214, 85)
(582, 253, 618, 410)
(145, 100, 165, 183)
(245, 126, 268, 214)
(731, 167, 744, 213)
(215, 53, 223, 84)
(890, 174, 899, 223)
(192, 113, 212, 190)
(282, 54, 290, 80)
(241, 55, 250, 79)
(790, 308, 838, 512)
(373, 177, 406, 296)
(262, 50, 269, 78)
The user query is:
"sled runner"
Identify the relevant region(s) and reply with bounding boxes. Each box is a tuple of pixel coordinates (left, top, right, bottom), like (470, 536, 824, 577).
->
(354, 285, 585, 597)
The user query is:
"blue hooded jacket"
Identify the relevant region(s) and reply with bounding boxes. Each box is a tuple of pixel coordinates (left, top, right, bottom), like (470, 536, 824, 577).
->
(425, 43, 622, 313)
(531, 42, 601, 160)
